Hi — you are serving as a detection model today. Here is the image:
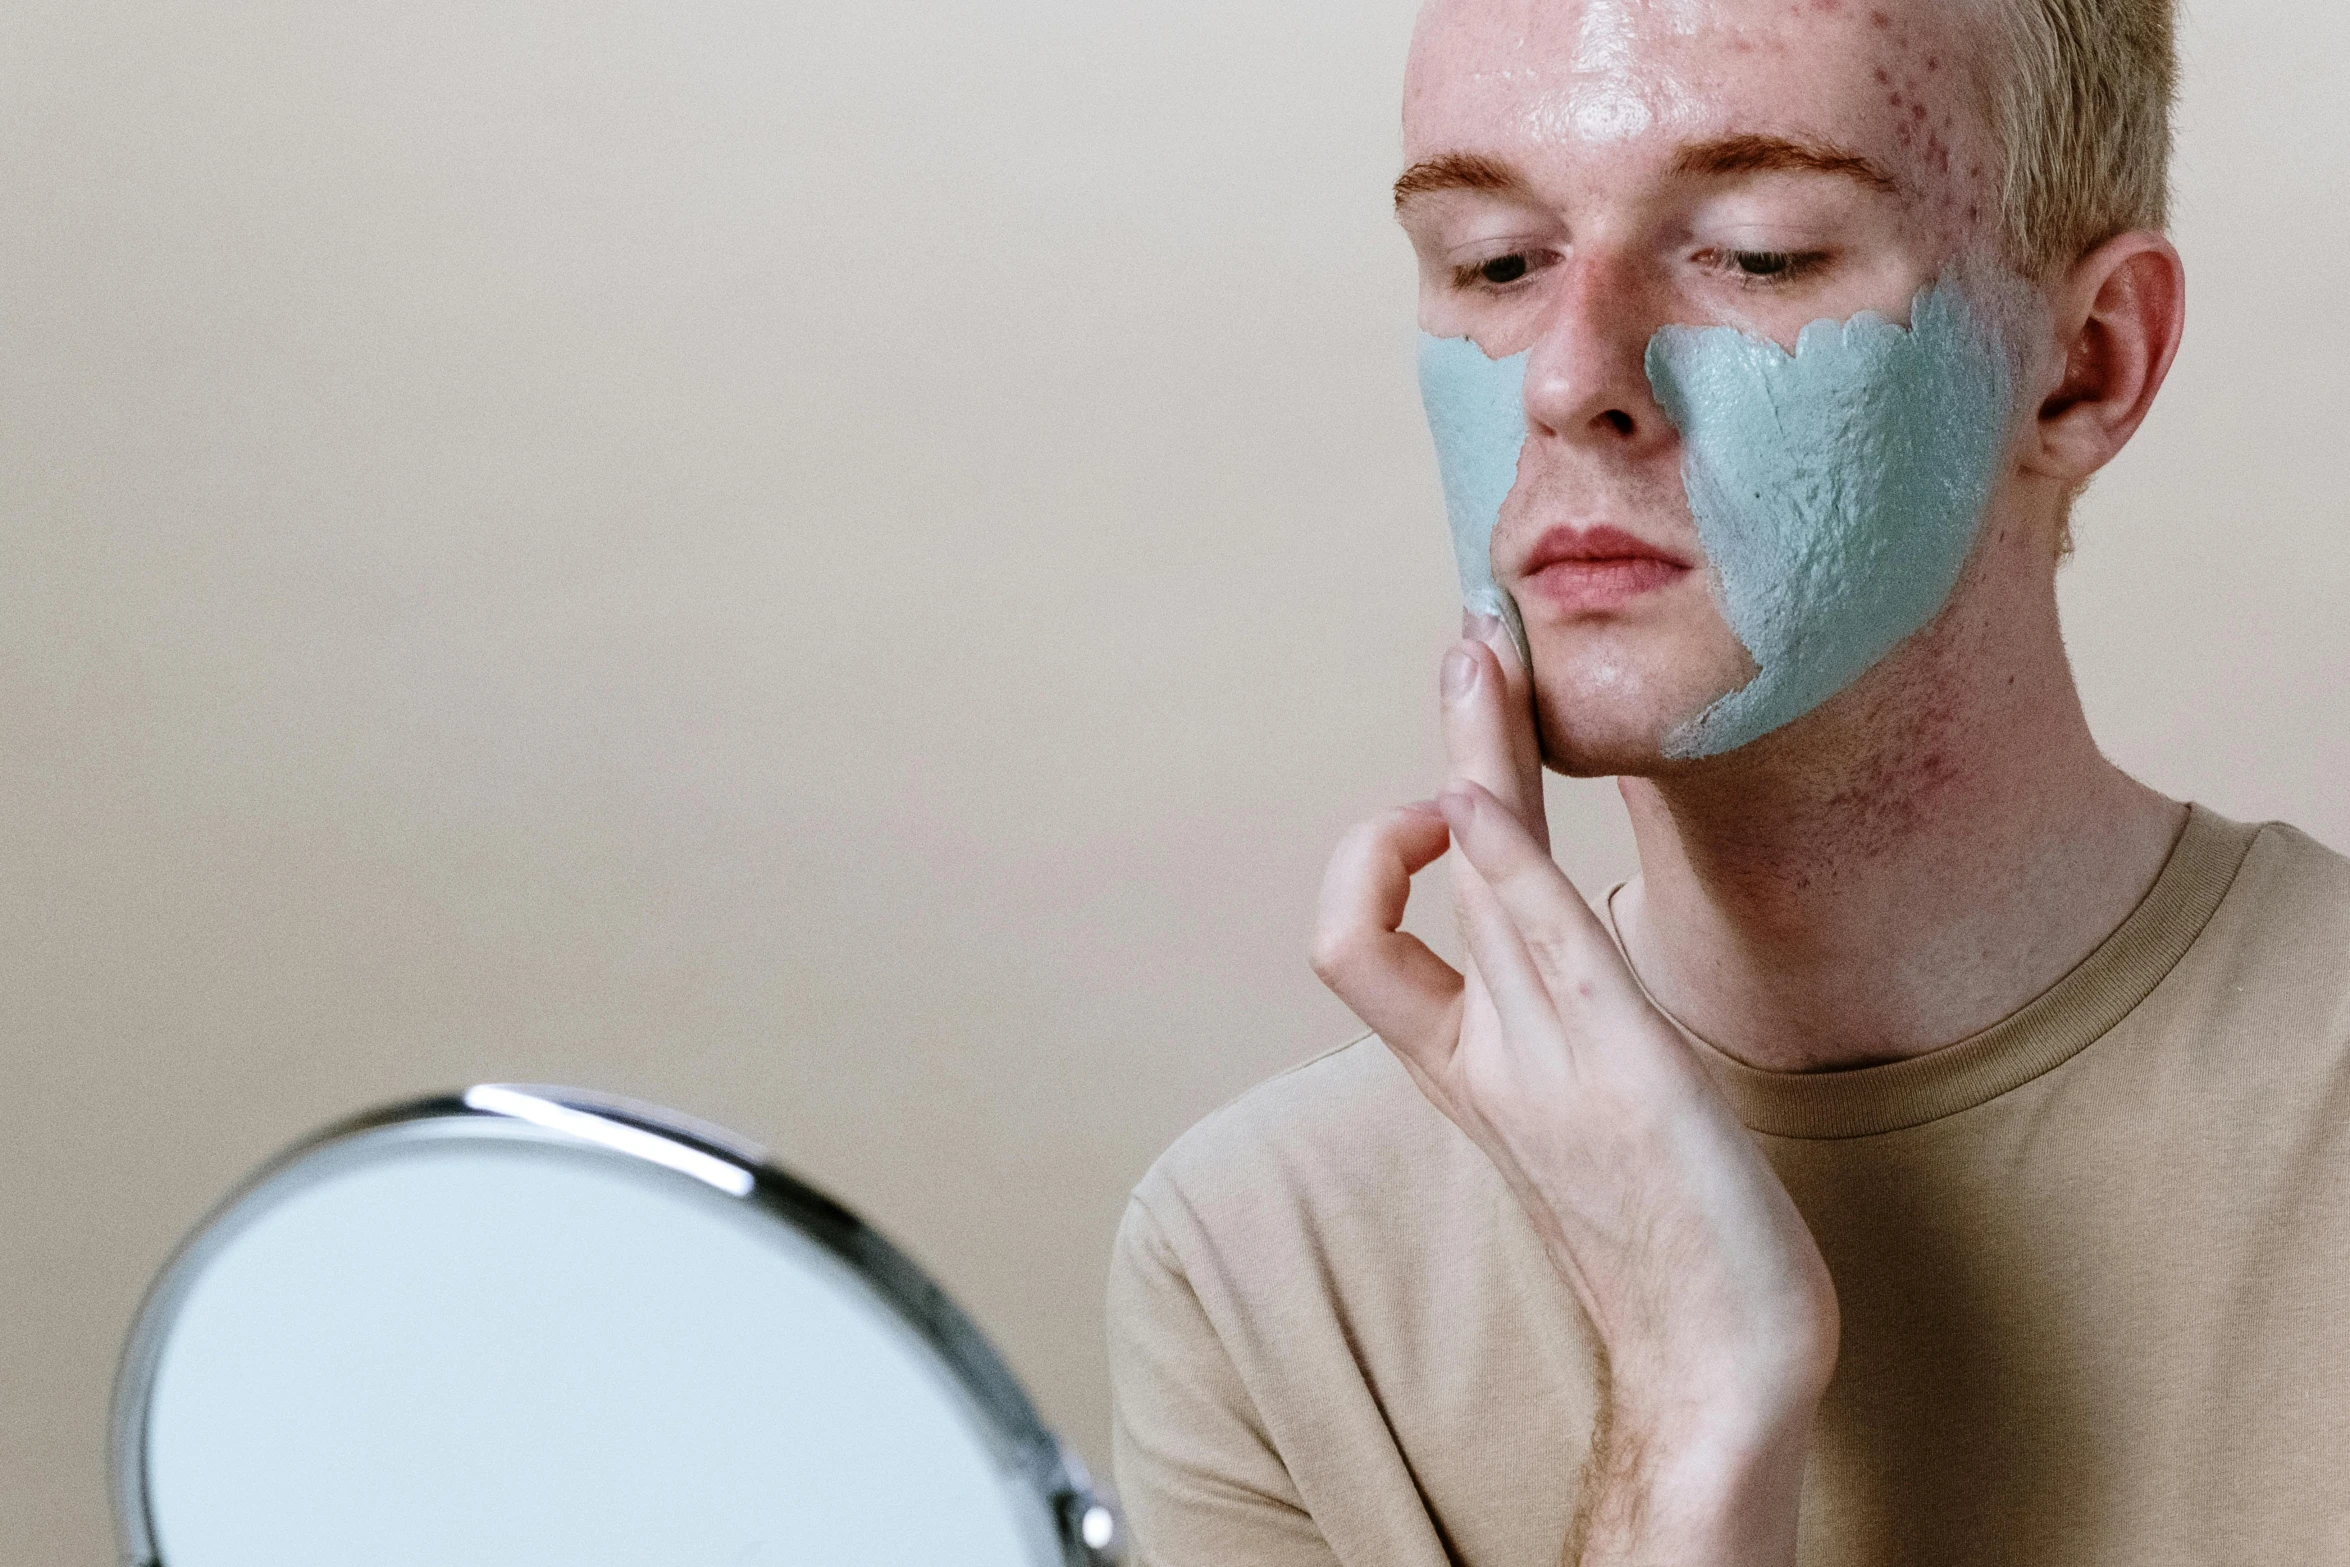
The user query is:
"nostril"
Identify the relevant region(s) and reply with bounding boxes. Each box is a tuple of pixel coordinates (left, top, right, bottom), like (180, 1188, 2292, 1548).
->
(1598, 408, 1635, 437)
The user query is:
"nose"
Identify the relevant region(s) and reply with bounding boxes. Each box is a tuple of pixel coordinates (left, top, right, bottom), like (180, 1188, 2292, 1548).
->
(1519, 252, 1675, 452)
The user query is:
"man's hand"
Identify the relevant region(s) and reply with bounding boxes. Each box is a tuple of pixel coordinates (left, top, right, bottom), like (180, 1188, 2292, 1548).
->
(1310, 618, 1840, 1567)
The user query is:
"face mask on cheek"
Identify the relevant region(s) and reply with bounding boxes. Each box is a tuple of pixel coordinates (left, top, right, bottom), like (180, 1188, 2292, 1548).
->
(1416, 273, 2020, 760)
(1417, 331, 1534, 668)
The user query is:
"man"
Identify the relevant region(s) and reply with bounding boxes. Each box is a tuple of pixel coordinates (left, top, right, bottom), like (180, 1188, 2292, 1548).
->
(1105, 0, 2350, 1563)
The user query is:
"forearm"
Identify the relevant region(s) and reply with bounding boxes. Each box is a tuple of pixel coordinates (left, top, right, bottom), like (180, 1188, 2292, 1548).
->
(1566, 1385, 1816, 1567)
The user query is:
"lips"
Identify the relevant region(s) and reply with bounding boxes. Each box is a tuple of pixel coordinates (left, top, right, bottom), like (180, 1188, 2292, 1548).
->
(1514, 525, 1694, 614)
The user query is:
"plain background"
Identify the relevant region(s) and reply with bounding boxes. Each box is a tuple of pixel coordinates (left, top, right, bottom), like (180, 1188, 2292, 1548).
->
(3, 1, 2343, 1561)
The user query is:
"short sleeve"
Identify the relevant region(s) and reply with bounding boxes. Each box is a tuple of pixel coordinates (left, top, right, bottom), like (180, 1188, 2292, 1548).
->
(1106, 1195, 1343, 1567)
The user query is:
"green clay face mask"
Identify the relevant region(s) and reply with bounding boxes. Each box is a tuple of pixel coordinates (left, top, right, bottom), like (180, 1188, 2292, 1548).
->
(1417, 332, 1533, 663)
(1643, 277, 2017, 757)
(1416, 274, 2019, 759)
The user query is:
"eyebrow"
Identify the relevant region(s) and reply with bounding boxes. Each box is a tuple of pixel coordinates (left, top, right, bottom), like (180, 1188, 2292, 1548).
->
(1392, 152, 1528, 212)
(1392, 134, 1896, 213)
(1671, 133, 1897, 190)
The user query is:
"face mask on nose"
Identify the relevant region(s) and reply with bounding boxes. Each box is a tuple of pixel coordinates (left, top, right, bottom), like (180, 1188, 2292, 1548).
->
(1416, 273, 2019, 759)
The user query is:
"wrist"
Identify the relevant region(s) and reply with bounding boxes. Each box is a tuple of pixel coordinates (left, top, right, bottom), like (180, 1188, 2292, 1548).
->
(1573, 1394, 1817, 1566)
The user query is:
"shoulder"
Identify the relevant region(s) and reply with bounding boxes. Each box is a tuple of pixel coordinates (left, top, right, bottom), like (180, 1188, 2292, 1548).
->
(2205, 816, 2350, 972)
(1107, 1031, 1564, 1404)
(1125, 1036, 1475, 1251)
(1107, 1038, 1596, 1563)
(2238, 817, 2350, 908)
(1112, 1032, 1517, 1319)
(1106, 1039, 1541, 1566)
(2158, 812, 2350, 1052)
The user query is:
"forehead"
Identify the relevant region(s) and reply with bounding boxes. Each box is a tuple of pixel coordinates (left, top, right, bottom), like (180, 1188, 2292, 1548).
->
(1404, 0, 1992, 177)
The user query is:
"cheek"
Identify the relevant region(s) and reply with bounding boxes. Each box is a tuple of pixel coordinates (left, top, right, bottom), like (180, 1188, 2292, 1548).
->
(1418, 332, 1533, 643)
(1644, 278, 2016, 758)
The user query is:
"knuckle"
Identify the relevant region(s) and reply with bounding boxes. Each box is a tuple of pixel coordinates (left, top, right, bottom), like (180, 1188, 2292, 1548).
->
(1522, 929, 1599, 996)
(1519, 927, 1572, 974)
(1335, 815, 1398, 864)
(1308, 929, 1361, 985)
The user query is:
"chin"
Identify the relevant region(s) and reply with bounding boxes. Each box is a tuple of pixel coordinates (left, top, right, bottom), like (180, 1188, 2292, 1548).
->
(1534, 716, 1676, 778)
(1529, 681, 1690, 777)
(1522, 632, 1752, 779)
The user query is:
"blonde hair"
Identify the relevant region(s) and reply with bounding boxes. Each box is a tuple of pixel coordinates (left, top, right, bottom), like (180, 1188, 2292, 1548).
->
(1985, 0, 2179, 278)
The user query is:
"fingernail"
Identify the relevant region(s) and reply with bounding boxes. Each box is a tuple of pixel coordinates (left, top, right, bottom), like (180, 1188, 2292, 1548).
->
(1462, 611, 1503, 642)
(1440, 646, 1478, 702)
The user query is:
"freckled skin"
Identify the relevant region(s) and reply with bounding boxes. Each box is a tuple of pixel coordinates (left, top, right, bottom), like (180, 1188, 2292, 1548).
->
(1402, 0, 2010, 773)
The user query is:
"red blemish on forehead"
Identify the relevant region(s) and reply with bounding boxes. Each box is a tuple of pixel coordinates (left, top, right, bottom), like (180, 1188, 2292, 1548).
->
(1869, 9, 1891, 26)
(1925, 55, 1940, 71)
(1911, 102, 1927, 121)
(1874, 66, 1891, 83)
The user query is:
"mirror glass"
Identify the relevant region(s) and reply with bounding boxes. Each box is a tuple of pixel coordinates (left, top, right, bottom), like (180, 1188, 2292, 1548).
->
(118, 1096, 1100, 1567)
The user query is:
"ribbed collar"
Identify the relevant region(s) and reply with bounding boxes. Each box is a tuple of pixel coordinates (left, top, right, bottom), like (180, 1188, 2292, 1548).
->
(1608, 805, 2259, 1141)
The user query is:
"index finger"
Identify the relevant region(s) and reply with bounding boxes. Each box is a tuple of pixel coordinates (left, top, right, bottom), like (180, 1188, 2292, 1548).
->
(1312, 804, 1466, 1058)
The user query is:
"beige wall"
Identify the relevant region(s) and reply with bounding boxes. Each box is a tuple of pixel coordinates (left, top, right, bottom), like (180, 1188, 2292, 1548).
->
(3, 2, 2343, 1561)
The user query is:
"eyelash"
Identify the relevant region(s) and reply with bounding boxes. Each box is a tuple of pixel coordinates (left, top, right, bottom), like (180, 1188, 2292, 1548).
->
(1702, 248, 1831, 287)
(1446, 248, 1833, 294)
(1448, 251, 1557, 293)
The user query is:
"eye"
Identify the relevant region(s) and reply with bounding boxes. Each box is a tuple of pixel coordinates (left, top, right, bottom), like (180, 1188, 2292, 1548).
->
(1448, 250, 1555, 293)
(1704, 248, 1831, 285)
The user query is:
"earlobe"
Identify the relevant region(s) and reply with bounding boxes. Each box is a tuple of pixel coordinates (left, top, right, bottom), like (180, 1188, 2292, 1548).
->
(2029, 233, 2186, 484)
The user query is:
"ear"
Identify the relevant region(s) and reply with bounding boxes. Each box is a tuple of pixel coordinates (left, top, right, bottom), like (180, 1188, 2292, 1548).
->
(2025, 231, 2186, 485)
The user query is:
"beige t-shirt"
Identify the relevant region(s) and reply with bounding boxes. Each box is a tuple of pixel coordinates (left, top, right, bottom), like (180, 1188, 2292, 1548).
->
(1108, 807, 2350, 1565)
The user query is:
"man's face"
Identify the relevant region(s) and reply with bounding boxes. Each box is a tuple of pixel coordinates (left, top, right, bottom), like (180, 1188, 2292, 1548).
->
(1399, 0, 2010, 772)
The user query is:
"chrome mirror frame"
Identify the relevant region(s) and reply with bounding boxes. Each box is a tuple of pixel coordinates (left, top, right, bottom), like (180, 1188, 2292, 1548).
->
(109, 1084, 1123, 1567)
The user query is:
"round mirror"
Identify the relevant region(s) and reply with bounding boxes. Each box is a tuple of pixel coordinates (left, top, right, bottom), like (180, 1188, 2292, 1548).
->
(110, 1085, 1120, 1567)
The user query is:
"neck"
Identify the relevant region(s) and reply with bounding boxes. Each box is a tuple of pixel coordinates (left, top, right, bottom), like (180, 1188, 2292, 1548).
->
(1610, 545, 2183, 1073)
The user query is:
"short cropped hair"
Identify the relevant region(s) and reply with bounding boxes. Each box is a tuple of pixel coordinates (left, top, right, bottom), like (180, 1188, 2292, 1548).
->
(1985, 0, 2178, 278)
